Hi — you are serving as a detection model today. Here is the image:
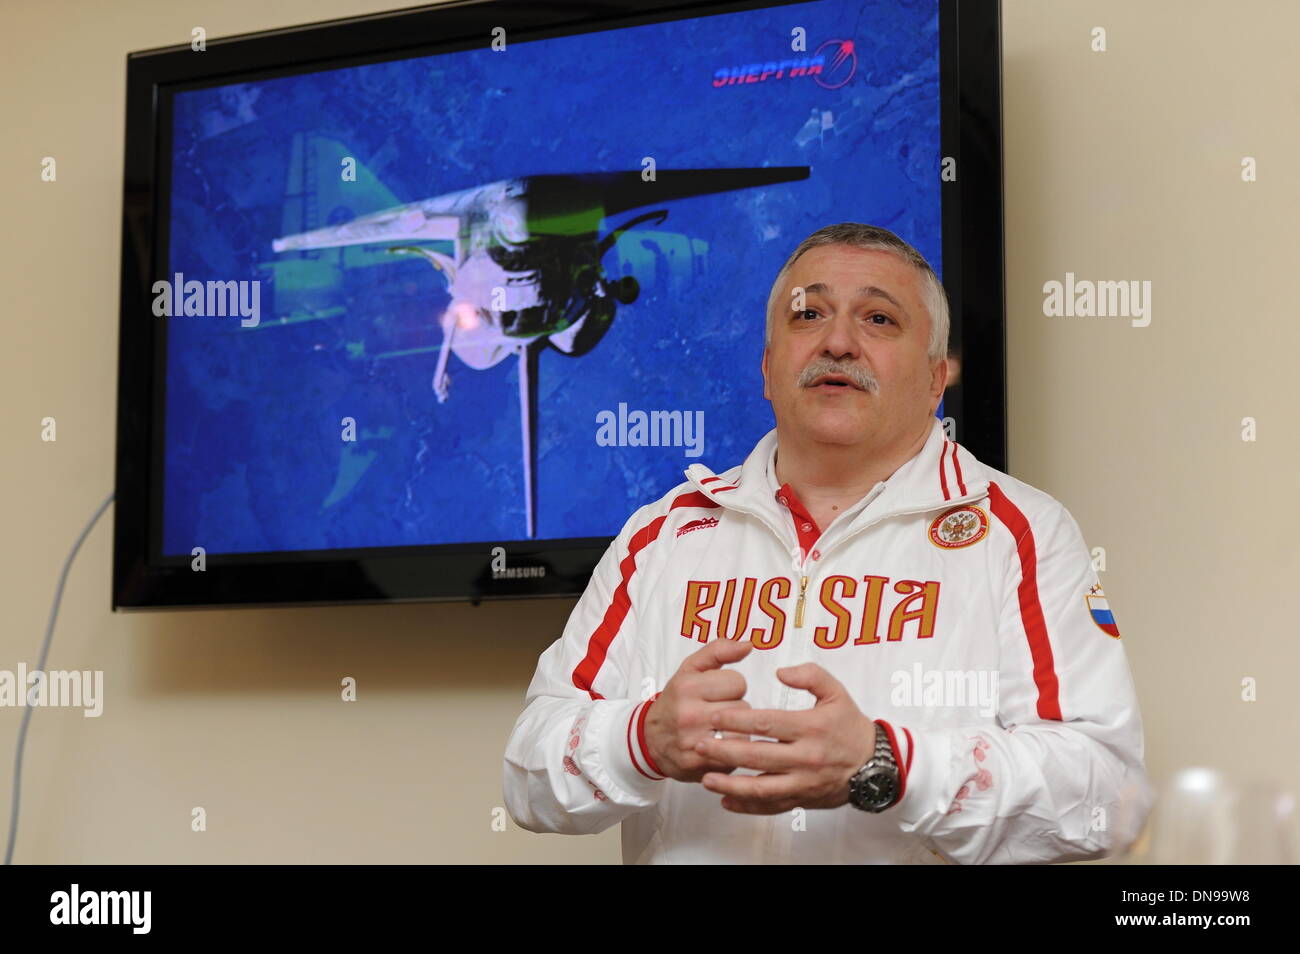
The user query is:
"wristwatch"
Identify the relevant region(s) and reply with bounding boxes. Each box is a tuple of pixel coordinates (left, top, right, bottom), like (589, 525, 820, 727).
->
(847, 721, 900, 813)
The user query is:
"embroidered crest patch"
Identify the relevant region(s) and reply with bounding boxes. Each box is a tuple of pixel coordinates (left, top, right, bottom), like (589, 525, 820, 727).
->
(1086, 583, 1122, 639)
(927, 505, 989, 550)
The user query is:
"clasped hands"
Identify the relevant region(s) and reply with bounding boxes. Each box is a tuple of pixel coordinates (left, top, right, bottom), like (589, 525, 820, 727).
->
(642, 638, 877, 814)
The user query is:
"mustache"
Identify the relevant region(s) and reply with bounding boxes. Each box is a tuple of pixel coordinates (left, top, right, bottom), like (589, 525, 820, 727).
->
(797, 357, 877, 392)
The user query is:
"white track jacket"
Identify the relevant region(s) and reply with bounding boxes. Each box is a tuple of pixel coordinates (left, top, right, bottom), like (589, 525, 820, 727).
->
(503, 417, 1154, 864)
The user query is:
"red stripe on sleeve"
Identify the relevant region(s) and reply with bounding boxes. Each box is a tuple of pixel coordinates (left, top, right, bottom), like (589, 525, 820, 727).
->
(571, 492, 721, 699)
(637, 693, 665, 778)
(626, 702, 647, 776)
(626, 700, 665, 780)
(986, 482, 1063, 721)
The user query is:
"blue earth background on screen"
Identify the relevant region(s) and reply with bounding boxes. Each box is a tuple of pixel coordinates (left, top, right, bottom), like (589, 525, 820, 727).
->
(163, 0, 943, 555)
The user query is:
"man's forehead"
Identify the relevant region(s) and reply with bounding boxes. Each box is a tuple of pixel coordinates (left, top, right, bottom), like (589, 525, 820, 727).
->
(785, 247, 921, 314)
(802, 281, 904, 311)
(790, 245, 906, 282)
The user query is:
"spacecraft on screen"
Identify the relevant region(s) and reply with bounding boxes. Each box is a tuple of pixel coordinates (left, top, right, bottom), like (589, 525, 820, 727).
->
(272, 167, 809, 538)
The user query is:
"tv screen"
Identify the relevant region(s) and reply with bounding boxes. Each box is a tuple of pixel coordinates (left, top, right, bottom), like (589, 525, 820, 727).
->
(114, 0, 1005, 609)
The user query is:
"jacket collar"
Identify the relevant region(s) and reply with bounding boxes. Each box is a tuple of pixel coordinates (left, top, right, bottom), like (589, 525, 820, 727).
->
(684, 416, 991, 531)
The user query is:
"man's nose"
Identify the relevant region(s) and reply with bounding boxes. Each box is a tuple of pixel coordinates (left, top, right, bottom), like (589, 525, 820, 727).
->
(818, 310, 859, 359)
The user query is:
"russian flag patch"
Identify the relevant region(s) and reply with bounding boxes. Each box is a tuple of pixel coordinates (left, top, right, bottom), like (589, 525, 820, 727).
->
(1086, 585, 1121, 639)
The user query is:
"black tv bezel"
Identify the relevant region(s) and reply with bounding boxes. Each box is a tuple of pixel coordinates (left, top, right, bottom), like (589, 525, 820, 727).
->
(113, 0, 1005, 611)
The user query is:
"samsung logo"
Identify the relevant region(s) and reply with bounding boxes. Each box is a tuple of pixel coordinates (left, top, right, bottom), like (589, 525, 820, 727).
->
(492, 565, 546, 580)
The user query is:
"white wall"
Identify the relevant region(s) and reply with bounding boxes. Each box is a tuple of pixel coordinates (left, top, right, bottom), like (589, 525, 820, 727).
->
(1, 0, 1295, 862)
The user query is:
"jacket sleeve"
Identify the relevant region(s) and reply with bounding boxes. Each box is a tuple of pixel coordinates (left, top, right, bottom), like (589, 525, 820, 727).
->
(502, 505, 670, 835)
(883, 498, 1155, 864)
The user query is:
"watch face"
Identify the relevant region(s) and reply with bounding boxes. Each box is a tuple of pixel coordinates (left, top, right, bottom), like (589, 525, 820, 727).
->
(865, 776, 897, 802)
(854, 767, 898, 809)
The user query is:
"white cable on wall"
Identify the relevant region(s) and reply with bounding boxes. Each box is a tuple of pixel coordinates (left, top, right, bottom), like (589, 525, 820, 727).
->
(4, 490, 114, 865)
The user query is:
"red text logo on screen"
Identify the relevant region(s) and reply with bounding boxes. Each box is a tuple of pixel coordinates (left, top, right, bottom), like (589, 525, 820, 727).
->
(712, 40, 857, 90)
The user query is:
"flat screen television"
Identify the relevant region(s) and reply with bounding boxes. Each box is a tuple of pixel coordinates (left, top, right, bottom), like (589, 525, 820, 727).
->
(114, 0, 1006, 610)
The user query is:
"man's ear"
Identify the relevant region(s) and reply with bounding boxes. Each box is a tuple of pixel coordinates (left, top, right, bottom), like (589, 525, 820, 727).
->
(761, 345, 771, 401)
(927, 353, 949, 412)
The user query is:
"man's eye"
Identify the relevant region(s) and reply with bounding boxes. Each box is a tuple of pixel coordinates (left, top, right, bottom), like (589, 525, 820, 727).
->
(797, 309, 894, 325)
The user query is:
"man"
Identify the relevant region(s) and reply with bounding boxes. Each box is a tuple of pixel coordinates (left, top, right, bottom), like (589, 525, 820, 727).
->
(502, 222, 1154, 864)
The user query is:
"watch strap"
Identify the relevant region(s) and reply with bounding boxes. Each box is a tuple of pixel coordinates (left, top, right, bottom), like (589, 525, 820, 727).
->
(873, 719, 907, 805)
